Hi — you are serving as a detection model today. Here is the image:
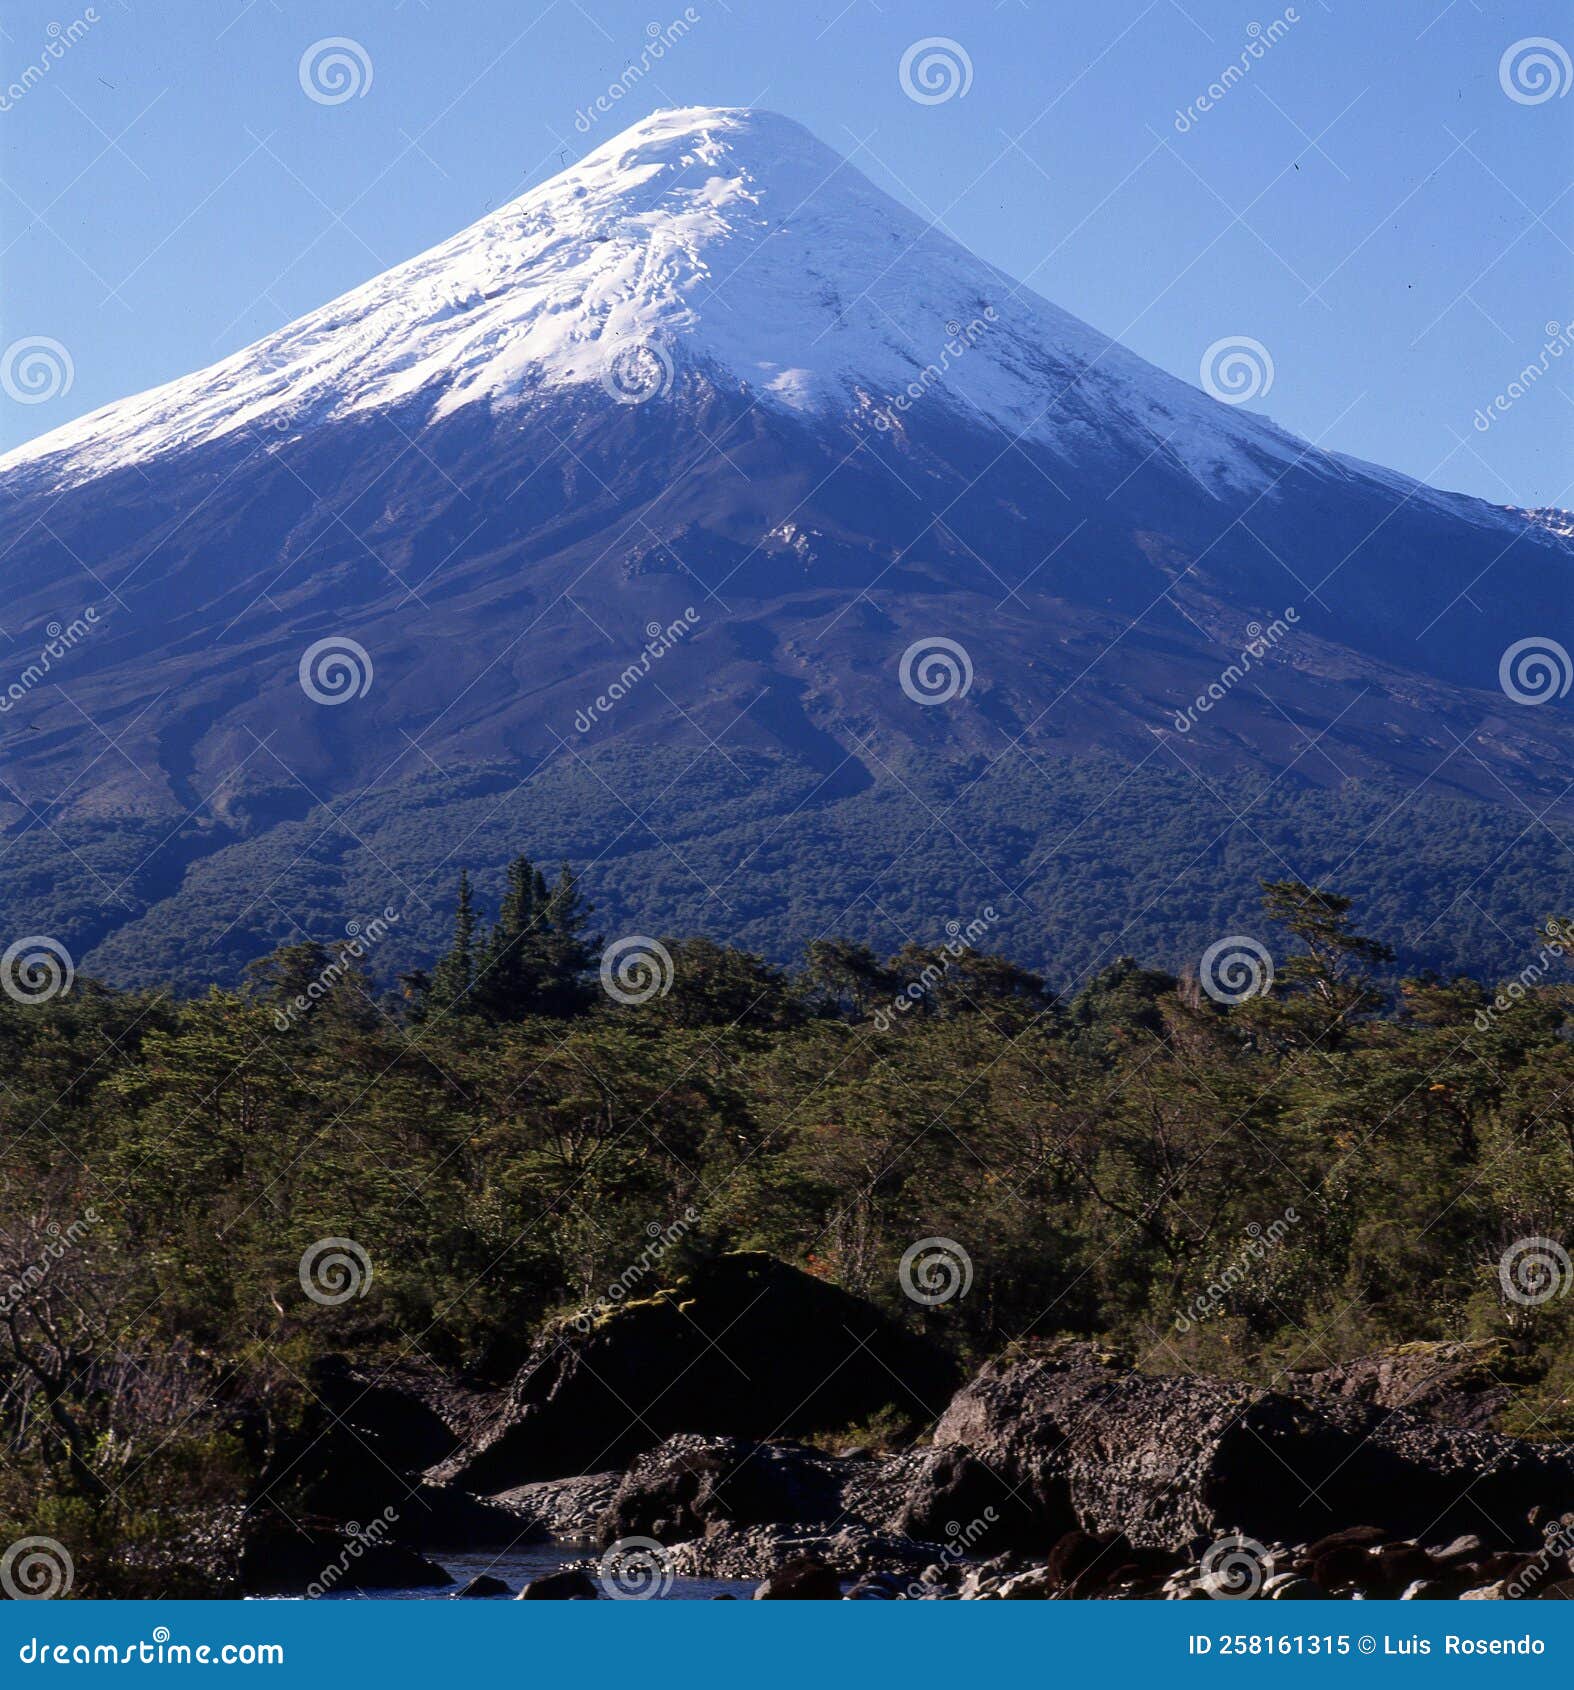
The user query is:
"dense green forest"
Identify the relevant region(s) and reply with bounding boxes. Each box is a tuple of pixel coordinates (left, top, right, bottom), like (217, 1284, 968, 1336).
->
(2, 749, 1563, 993)
(2, 862, 1572, 1592)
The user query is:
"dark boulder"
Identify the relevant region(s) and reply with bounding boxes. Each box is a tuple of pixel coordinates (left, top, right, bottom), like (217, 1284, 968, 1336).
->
(517, 1567, 600, 1600)
(455, 1574, 511, 1598)
(237, 1514, 453, 1596)
(270, 1356, 540, 1549)
(896, 1444, 1072, 1550)
(754, 1555, 842, 1599)
(598, 1435, 843, 1545)
(931, 1343, 1574, 1553)
(1045, 1528, 1139, 1596)
(433, 1253, 959, 1490)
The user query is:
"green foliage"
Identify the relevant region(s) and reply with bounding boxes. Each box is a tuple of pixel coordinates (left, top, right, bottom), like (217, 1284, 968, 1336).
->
(2, 871, 1573, 1591)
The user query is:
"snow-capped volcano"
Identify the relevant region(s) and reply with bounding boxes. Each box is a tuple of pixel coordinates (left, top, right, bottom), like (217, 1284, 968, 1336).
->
(0, 108, 1569, 993)
(3, 107, 1342, 498)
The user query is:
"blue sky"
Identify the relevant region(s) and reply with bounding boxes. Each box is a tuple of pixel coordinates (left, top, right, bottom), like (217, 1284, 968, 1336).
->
(1, 0, 1570, 507)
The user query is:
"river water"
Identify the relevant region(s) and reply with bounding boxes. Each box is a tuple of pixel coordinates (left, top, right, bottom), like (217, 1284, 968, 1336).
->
(324, 1544, 758, 1601)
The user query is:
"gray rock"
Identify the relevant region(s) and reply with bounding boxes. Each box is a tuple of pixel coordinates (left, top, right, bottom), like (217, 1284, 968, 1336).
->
(1266, 1576, 1326, 1599)
(930, 1343, 1573, 1553)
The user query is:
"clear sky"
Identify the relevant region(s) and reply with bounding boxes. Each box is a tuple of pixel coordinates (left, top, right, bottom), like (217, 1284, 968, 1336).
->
(1, 0, 1570, 508)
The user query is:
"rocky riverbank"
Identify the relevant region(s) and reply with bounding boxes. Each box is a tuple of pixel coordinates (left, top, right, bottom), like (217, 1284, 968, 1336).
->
(218, 1254, 1574, 1600)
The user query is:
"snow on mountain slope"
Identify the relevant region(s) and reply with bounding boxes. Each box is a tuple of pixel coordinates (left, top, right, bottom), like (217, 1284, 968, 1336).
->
(0, 106, 1374, 502)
